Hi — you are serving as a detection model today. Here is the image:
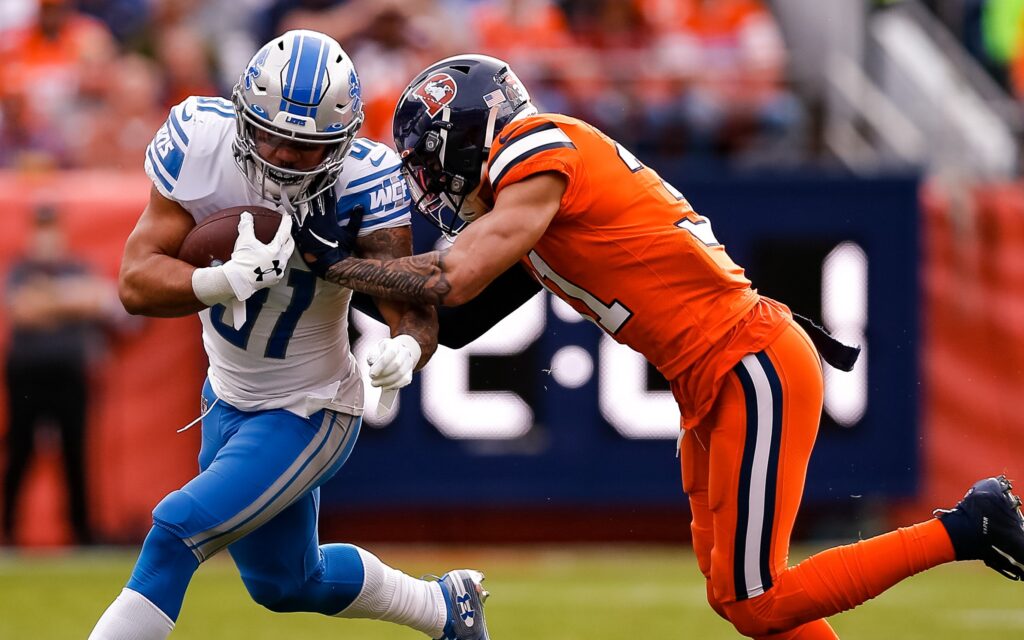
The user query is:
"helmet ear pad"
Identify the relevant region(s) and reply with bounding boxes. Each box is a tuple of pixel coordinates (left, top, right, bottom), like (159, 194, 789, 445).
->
(456, 185, 490, 223)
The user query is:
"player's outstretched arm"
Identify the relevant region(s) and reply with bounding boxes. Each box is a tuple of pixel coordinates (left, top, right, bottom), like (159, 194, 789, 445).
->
(355, 225, 438, 372)
(119, 186, 206, 317)
(324, 172, 565, 307)
(349, 264, 543, 350)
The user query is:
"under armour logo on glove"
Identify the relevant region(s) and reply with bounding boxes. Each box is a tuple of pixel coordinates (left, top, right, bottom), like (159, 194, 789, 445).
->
(218, 213, 293, 303)
(253, 260, 283, 282)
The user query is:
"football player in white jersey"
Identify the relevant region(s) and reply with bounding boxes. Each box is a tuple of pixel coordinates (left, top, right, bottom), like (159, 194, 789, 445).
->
(89, 31, 490, 640)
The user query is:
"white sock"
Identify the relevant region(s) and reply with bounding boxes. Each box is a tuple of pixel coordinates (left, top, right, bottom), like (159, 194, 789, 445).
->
(336, 547, 448, 638)
(88, 588, 174, 640)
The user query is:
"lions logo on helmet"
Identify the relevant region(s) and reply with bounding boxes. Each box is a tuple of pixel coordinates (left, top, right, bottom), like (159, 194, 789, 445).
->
(232, 30, 365, 208)
(348, 68, 362, 113)
(243, 45, 271, 91)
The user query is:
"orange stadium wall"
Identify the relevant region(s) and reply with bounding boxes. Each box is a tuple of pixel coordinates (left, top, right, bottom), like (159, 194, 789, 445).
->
(916, 180, 1024, 511)
(0, 172, 1022, 547)
(0, 172, 205, 547)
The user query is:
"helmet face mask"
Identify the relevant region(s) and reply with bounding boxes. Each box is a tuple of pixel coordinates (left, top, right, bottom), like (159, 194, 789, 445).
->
(232, 30, 364, 208)
(402, 165, 468, 239)
(393, 55, 536, 237)
(400, 127, 481, 239)
(232, 110, 350, 205)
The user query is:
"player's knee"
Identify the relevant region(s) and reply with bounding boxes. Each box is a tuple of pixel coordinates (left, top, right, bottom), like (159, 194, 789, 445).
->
(704, 580, 729, 622)
(242, 568, 353, 615)
(722, 598, 788, 638)
(243, 576, 302, 613)
(152, 490, 199, 537)
(242, 576, 330, 614)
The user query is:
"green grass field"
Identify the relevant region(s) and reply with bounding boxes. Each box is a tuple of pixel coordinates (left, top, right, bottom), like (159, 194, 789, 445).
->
(1, 544, 1021, 639)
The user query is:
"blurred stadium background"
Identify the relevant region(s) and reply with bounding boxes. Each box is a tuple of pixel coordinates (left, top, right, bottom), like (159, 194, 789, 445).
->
(2, 0, 1024, 637)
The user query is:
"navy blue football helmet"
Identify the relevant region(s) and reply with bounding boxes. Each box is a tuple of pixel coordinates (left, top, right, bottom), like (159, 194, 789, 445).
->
(393, 54, 536, 238)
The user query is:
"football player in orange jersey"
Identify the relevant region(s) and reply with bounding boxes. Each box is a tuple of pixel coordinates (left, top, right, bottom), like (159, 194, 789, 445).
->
(295, 55, 1024, 639)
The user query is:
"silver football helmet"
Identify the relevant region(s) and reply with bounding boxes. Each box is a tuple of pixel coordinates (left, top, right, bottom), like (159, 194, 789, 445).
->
(232, 30, 364, 207)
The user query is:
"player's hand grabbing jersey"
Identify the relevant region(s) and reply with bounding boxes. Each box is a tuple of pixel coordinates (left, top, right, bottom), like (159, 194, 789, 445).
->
(488, 114, 791, 424)
(144, 96, 411, 417)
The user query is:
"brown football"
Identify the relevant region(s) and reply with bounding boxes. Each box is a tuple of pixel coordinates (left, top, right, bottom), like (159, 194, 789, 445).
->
(177, 206, 285, 267)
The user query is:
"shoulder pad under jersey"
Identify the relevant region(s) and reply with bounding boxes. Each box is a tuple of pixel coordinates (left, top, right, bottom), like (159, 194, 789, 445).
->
(336, 138, 411, 236)
(487, 115, 577, 191)
(144, 96, 237, 203)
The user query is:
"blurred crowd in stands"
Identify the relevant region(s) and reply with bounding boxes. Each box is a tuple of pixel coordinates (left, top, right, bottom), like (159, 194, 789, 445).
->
(0, 0, 804, 172)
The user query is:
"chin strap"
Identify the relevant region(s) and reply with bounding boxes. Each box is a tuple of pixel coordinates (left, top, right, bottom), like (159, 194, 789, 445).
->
(483, 104, 499, 153)
(279, 187, 299, 222)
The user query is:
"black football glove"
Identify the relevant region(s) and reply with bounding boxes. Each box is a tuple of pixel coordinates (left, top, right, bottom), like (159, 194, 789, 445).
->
(292, 188, 364, 278)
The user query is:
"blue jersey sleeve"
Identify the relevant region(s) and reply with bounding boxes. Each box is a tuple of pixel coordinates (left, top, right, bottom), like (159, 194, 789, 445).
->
(337, 145, 412, 235)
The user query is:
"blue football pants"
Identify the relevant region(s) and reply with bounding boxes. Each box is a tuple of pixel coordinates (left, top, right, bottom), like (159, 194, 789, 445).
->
(127, 380, 365, 620)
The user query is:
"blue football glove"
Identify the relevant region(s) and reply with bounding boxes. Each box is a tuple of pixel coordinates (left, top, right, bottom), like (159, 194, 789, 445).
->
(293, 189, 364, 278)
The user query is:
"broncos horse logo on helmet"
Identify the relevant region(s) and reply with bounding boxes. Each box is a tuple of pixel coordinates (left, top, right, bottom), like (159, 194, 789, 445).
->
(393, 54, 537, 238)
(232, 30, 364, 208)
(412, 73, 459, 117)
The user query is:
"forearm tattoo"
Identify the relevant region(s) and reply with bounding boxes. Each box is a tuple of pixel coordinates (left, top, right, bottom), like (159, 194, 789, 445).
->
(398, 304, 438, 368)
(345, 227, 441, 367)
(353, 226, 408, 258)
(326, 250, 452, 306)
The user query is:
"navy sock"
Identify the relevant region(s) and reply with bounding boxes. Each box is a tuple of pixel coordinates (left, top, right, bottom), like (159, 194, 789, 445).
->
(936, 509, 975, 561)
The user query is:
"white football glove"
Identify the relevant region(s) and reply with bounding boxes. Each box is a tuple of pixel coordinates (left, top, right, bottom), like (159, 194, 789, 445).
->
(367, 334, 422, 391)
(221, 212, 293, 301)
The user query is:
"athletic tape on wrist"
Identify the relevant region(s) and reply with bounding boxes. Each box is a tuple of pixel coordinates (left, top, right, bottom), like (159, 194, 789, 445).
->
(191, 266, 235, 306)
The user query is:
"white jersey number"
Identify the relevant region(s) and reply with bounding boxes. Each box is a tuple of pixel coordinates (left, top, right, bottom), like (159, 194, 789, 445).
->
(615, 141, 686, 203)
(527, 250, 632, 335)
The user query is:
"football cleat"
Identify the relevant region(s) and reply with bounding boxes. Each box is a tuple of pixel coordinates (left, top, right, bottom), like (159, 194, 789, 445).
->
(935, 475, 1024, 581)
(435, 569, 491, 640)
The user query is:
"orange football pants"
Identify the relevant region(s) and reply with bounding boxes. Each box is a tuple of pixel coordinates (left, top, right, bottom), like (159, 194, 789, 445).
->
(680, 319, 955, 639)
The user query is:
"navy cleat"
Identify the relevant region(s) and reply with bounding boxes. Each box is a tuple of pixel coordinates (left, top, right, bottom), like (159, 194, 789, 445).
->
(435, 569, 490, 640)
(935, 475, 1024, 581)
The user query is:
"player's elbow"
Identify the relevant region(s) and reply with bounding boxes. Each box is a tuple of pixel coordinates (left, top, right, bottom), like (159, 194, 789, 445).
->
(443, 266, 487, 307)
(441, 287, 471, 307)
(117, 275, 147, 316)
(442, 278, 479, 307)
(118, 264, 156, 315)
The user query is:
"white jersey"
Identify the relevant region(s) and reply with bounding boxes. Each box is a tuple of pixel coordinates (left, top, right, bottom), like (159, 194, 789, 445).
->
(144, 96, 411, 417)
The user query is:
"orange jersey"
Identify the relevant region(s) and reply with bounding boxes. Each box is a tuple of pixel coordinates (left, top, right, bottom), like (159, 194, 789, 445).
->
(486, 113, 790, 423)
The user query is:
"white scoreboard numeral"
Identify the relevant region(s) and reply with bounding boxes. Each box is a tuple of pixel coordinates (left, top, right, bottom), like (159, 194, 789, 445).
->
(361, 232, 867, 440)
(598, 336, 679, 439)
(821, 242, 868, 427)
(420, 293, 547, 439)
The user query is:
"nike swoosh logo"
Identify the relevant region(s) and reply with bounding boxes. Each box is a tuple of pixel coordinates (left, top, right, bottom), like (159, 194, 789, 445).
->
(309, 229, 339, 248)
(180, 106, 193, 121)
(369, 152, 387, 167)
(992, 545, 1024, 572)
